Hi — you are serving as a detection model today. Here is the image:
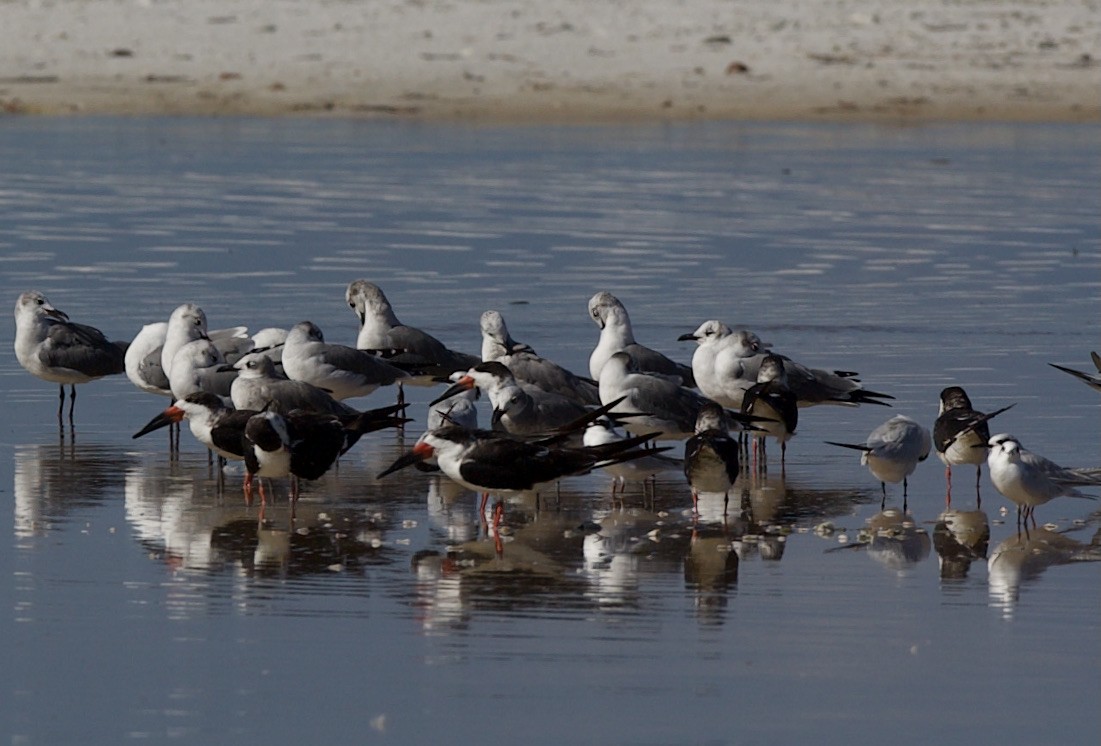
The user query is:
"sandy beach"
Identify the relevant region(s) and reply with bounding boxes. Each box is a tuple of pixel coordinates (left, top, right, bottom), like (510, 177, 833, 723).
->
(1, 0, 1099, 121)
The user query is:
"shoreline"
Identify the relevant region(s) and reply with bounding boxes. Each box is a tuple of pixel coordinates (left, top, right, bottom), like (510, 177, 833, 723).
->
(2, 0, 1099, 123)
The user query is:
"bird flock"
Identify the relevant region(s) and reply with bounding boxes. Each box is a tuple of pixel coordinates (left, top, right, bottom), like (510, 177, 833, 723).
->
(13, 285, 1101, 531)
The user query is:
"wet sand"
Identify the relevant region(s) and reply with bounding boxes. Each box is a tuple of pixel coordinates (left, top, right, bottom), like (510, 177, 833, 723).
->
(1, 0, 1099, 121)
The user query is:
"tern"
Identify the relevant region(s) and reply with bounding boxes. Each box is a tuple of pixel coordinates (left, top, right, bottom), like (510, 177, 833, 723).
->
(1048, 352, 1101, 392)
(985, 433, 1101, 533)
(480, 309, 600, 406)
(932, 386, 1014, 505)
(346, 280, 480, 380)
(588, 291, 695, 387)
(683, 403, 741, 515)
(282, 320, 408, 401)
(827, 415, 932, 509)
(14, 290, 128, 426)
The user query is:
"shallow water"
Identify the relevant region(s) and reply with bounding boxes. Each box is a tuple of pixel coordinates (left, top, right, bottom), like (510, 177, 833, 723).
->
(1, 118, 1099, 744)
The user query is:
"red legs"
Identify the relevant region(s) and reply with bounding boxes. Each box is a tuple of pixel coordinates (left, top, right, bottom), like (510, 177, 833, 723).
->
(691, 490, 699, 517)
(945, 464, 953, 507)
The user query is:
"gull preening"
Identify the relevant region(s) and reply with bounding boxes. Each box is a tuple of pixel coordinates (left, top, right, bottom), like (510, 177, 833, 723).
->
(588, 291, 695, 387)
(346, 279, 480, 380)
(14, 290, 128, 426)
(480, 309, 600, 406)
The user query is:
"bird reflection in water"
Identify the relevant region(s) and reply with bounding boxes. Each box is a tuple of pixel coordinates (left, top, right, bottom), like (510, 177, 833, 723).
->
(933, 509, 990, 580)
(684, 522, 739, 625)
(14, 441, 136, 537)
(123, 454, 393, 578)
(827, 508, 932, 572)
(987, 526, 1101, 614)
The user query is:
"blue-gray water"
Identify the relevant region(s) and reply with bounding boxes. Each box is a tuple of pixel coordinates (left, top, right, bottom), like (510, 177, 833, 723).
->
(2, 118, 1099, 744)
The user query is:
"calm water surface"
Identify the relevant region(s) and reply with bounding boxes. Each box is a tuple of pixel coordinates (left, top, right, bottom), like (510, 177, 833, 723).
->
(1, 118, 1099, 744)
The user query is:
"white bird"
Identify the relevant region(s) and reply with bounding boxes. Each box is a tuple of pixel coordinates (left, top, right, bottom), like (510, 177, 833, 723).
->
(588, 291, 694, 387)
(125, 322, 172, 398)
(682, 321, 892, 409)
(281, 320, 408, 401)
(1049, 352, 1101, 392)
(985, 433, 1101, 532)
(231, 354, 357, 416)
(598, 351, 760, 441)
(160, 303, 248, 382)
(345, 280, 480, 380)
(932, 386, 1013, 505)
(480, 309, 600, 406)
(167, 338, 237, 401)
(827, 415, 932, 509)
(14, 290, 127, 425)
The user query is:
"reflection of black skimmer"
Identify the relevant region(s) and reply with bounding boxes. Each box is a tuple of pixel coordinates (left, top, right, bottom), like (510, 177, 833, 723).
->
(14, 290, 127, 427)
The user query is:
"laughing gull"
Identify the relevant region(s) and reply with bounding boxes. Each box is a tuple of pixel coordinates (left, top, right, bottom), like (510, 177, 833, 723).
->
(986, 433, 1101, 533)
(282, 321, 408, 401)
(161, 303, 249, 382)
(231, 354, 355, 416)
(433, 361, 593, 439)
(14, 290, 128, 425)
(377, 424, 665, 524)
(1048, 352, 1101, 392)
(741, 354, 799, 467)
(683, 403, 741, 515)
(125, 322, 172, 398)
(932, 387, 1014, 504)
(346, 280, 480, 380)
(680, 321, 892, 409)
(168, 338, 237, 401)
(827, 415, 932, 509)
(480, 309, 600, 406)
(588, 291, 695, 387)
(597, 351, 763, 441)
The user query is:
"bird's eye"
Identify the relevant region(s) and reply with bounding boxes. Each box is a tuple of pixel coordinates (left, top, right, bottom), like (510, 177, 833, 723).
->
(35, 298, 43, 305)
(348, 301, 355, 309)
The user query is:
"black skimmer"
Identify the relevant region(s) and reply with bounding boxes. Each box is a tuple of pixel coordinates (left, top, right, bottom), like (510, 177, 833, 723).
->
(683, 403, 741, 515)
(741, 354, 799, 468)
(1048, 352, 1101, 392)
(932, 386, 1014, 505)
(377, 425, 667, 525)
(14, 290, 127, 426)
